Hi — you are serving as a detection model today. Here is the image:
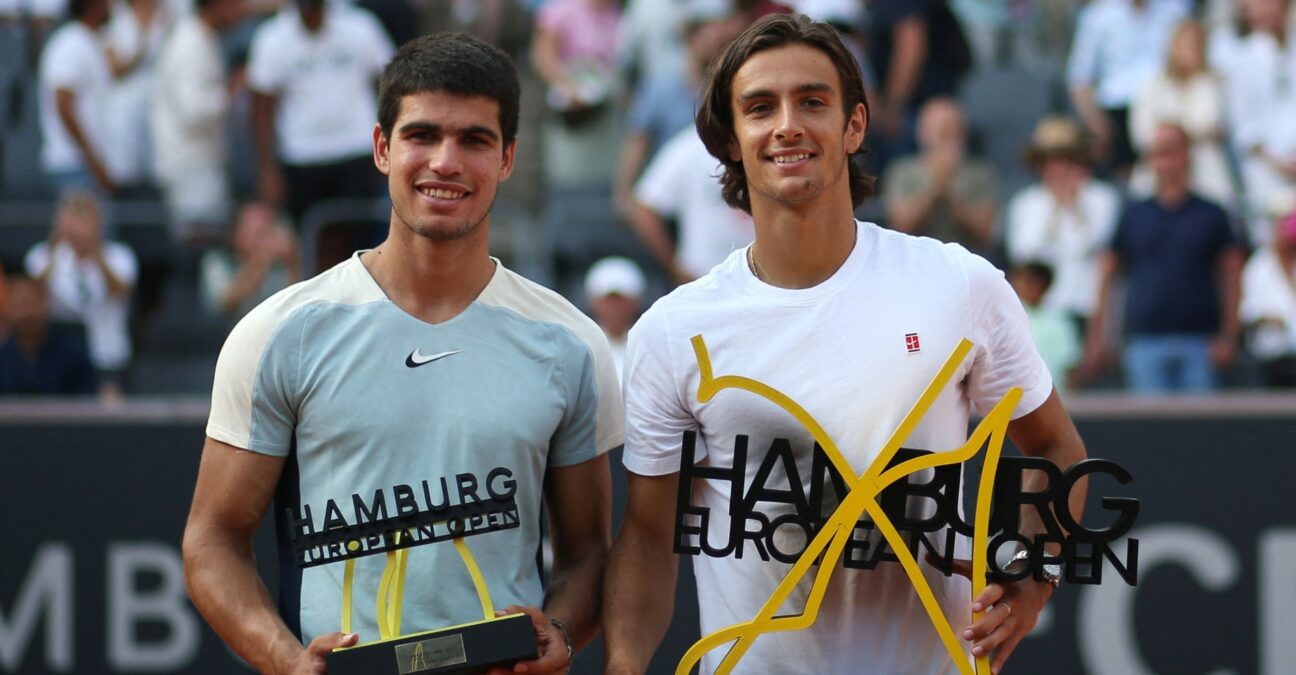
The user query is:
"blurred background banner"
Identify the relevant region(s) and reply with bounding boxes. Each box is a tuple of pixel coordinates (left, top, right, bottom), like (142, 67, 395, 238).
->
(3, 396, 1293, 675)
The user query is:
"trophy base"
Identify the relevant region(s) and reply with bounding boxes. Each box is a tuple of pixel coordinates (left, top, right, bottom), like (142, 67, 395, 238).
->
(326, 612, 539, 674)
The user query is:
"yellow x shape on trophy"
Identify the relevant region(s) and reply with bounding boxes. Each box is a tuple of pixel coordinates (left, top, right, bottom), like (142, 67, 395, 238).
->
(676, 335, 1022, 675)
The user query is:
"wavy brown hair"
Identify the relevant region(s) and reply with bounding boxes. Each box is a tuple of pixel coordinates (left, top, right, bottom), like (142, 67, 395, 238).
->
(695, 14, 876, 214)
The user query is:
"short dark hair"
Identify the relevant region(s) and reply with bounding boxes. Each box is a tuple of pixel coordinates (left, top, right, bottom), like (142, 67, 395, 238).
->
(377, 33, 520, 147)
(695, 14, 876, 213)
(1016, 261, 1055, 290)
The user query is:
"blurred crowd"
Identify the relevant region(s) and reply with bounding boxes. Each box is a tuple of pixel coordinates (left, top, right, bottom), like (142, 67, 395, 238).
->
(2, 0, 1296, 401)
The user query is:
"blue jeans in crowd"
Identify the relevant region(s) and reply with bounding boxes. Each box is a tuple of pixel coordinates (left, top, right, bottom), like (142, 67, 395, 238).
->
(1122, 334, 1218, 394)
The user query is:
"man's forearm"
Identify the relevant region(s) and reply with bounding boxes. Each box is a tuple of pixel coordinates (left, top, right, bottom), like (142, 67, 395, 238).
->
(542, 543, 607, 651)
(603, 527, 677, 674)
(183, 530, 304, 675)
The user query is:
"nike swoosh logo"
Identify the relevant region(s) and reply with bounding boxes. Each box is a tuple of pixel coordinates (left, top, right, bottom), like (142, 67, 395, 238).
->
(405, 349, 463, 368)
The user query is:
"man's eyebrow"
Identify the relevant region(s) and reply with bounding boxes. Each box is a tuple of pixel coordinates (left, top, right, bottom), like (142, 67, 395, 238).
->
(397, 122, 500, 140)
(736, 82, 835, 103)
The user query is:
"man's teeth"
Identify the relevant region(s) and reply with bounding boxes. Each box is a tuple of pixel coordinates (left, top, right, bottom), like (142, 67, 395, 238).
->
(774, 153, 810, 164)
(421, 188, 466, 199)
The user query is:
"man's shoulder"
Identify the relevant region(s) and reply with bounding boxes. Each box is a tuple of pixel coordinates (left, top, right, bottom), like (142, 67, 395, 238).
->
(478, 265, 609, 354)
(226, 257, 382, 350)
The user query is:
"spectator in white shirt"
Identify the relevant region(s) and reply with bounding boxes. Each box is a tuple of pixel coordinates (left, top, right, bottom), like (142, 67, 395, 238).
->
(248, 0, 393, 224)
(1005, 116, 1121, 332)
(1226, 0, 1296, 245)
(1130, 18, 1238, 209)
(38, 0, 116, 197)
(629, 124, 755, 285)
(103, 0, 171, 190)
(24, 190, 138, 401)
(152, 0, 245, 244)
(1067, 0, 1189, 177)
(1241, 190, 1296, 386)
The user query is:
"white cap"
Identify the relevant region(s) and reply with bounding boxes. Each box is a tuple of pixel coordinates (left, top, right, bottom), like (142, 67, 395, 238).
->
(585, 257, 646, 300)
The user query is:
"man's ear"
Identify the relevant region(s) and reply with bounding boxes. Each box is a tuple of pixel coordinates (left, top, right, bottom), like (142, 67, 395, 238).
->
(727, 135, 742, 163)
(499, 139, 517, 182)
(845, 102, 867, 154)
(372, 124, 390, 175)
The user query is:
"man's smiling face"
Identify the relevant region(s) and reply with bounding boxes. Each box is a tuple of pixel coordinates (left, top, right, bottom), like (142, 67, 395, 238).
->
(374, 91, 515, 242)
(727, 43, 865, 211)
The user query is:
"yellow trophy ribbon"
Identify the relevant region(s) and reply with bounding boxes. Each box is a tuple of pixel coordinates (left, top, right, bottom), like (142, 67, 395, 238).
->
(339, 528, 498, 647)
(676, 336, 1019, 675)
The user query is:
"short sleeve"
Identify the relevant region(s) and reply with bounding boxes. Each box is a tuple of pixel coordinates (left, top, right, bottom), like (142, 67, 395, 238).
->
(24, 242, 51, 278)
(104, 242, 138, 287)
(42, 35, 89, 92)
(206, 303, 302, 455)
(634, 133, 689, 217)
(621, 307, 699, 476)
(964, 252, 1053, 418)
(548, 326, 624, 468)
(245, 20, 284, 95)
(1066, 4, 1102, 87)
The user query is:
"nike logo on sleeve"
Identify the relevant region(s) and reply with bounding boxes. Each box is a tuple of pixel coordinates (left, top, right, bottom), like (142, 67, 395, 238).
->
(405, 349, 463, 368)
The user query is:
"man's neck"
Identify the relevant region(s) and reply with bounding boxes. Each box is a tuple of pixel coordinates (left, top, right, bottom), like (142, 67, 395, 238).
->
(1155, 181, 1190, 209)
(748, 195, 858, 289)
(361, 219, 496, 325)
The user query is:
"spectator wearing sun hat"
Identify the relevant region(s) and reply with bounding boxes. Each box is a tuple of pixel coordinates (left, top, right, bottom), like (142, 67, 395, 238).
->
(584, 256, 646, 380)
(1005, 115, 1121, 333)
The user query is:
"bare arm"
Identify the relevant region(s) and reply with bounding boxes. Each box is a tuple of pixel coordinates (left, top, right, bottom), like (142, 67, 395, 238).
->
(627, 201, 690, 285)
(1211, 247, 1246, 364)
(881, 16, 928, 128)
(614, 133, 650, 216)
(541, 453, 612, 650)
(183, 437, 356, 675)
(962, 390, 1088, 673)
(92, 248, 132, 298)
(1077, 250, 1120, 383)
(251, 92, 285, 206)
(530, 23, 572, 93)
(54, 88, 114, 192)
(1069, 85, 1111, 159)
(603, 471, 679, 675)
(484, 454, 612, 675)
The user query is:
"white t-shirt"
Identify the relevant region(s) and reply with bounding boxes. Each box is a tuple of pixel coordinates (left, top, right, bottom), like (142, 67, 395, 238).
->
(635, 127, 755, 279)
(623, 221, 1053, 674)
(1004, 179, 1121, 318)
(104, 0, 170, 183)
(246, 4, 394, 165)
(39, 21, 113, 174)
(152, 15, 228, 177)
(25, 240, 138, 371)
(1240, 246, 1296, 359)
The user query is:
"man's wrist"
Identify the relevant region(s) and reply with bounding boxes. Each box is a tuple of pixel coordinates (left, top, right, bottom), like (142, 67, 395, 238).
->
(549, 617, 574, 664)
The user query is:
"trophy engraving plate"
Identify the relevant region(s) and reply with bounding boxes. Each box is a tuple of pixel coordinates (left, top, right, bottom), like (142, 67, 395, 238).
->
(395, 635, 467, 674)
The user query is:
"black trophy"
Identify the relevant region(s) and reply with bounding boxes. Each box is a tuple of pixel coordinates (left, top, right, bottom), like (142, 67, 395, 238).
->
(284, 483, 538, 674)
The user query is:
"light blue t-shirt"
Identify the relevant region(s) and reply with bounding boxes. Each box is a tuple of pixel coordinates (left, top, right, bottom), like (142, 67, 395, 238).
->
(207, 253, 623, 643)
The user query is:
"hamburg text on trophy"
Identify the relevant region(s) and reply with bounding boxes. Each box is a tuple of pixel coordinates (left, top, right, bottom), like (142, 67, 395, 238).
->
(282, 465, 538, 675)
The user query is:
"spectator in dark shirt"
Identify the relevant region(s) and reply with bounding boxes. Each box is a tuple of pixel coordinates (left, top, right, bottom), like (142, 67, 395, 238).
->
(1080, 123, 1245, 393)
(865, 0, 971, 163)
(0, 274, 98, 396)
